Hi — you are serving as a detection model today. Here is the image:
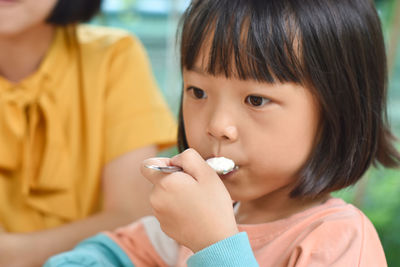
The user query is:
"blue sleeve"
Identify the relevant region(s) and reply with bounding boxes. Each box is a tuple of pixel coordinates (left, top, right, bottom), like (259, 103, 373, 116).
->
(187, 232, 259, 267)
(44, 234, 135, 267)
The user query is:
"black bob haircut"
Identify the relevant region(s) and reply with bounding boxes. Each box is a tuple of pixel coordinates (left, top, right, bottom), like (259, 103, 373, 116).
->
(177, 0, 400, 199)
(46, 0, 102, 25)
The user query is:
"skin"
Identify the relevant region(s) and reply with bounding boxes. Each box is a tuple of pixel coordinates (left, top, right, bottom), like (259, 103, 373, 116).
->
(141, 56, 327, 252)
(0, 0, 58, 82)
(0, 1, 155, 265)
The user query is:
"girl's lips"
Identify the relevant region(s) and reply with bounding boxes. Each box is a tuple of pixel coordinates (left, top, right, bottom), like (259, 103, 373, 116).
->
(218, 166, 239, 180)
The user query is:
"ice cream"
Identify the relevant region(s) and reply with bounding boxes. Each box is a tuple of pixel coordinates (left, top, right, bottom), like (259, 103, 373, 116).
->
(206, 157, 235, 174)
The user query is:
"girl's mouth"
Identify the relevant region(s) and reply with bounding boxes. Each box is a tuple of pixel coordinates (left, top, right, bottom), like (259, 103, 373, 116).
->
(218, 165, 239, 180)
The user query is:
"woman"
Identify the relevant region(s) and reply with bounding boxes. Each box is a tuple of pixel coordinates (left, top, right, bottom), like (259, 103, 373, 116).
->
(0, 0, 176, 265)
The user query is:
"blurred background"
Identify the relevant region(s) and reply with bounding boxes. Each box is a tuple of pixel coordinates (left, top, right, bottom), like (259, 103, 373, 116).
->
(91, 0, 400, 265)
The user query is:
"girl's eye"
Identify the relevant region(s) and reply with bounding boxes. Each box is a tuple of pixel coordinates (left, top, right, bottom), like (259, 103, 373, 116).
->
(187, 87, 207, 99)
(245, 95, 270, 107)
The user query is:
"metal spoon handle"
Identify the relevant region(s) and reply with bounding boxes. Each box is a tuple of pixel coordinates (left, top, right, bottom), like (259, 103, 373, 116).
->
(145, 164, 238, 175)
(145, 165, 183, 173)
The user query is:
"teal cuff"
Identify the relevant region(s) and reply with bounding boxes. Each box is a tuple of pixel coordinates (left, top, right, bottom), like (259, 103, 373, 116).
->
(44, 234, 134, 267)
(187, 232, 259, 267)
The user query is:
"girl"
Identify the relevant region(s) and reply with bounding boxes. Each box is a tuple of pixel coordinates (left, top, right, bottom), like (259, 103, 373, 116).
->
(46, 0, 400, 266)
(0, 0, 175, 266)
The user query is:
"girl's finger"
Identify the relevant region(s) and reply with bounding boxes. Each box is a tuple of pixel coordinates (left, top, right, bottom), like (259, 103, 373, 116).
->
(170, 148, 216, 182)
(141, 157, 173, 185)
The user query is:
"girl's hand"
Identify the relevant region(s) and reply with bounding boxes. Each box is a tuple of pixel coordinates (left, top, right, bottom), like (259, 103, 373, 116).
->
(141, 148, 239, 252)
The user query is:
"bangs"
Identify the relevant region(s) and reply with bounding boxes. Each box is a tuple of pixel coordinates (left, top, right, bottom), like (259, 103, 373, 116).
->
(179, 0, 305, 84)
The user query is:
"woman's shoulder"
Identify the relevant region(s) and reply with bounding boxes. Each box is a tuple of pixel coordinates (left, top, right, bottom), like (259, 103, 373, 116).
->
(61, 24, 148, 71)
(73, 24, 139, 51)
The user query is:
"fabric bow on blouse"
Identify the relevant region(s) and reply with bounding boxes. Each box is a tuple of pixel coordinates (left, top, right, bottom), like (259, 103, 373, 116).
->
(0, 36, 78, 222)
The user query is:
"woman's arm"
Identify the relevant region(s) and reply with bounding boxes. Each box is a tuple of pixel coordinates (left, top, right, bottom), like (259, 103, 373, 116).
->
(0, 145, 157, 267)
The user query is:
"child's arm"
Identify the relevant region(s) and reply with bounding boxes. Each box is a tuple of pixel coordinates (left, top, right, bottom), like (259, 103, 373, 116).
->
(141, 148, 240, 252)
(187, 232, 258, 267)
(141, 149, 259, 266)
(45, 232, 259, 267)
(45, 217, 258, 267)
(45, 148, 258, 267)
(44, 216, 171, 267)
(44, 234, 134, 267)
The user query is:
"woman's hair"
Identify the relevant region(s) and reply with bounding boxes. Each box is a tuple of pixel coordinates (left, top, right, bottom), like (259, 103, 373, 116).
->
(46, 0, 102, 25)
(177, 0, 400, 198)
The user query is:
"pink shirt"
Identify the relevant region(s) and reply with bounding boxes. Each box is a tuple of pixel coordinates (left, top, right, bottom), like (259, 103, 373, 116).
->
(107, 198, 387, 266)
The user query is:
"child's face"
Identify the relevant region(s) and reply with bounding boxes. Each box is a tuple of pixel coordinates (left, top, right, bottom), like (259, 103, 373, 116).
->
(182, 65, 320, 202)
(0, 0, 57, 36)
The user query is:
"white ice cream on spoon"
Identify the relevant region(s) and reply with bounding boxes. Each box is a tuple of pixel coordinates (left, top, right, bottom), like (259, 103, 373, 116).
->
(206, 157, 236, 174)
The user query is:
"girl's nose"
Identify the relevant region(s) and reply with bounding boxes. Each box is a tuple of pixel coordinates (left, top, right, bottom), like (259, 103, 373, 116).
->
(206, 110, 238, 142)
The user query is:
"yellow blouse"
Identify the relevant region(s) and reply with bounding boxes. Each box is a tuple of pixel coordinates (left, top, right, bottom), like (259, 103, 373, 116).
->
(0, 25, 176, 232)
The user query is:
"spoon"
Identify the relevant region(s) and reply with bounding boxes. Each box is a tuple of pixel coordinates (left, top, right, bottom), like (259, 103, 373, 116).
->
(145, 157, 237, 175)
(145, 165, 183, 173)
(145, 164, 238, 175)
